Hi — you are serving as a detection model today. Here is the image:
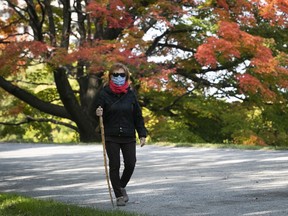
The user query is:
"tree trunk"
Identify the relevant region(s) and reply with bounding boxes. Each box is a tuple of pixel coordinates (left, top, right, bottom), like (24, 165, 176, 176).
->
(53, 67, 99, 142)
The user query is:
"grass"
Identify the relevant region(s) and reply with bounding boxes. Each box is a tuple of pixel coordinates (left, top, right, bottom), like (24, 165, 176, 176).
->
(0, 193, 141, 216)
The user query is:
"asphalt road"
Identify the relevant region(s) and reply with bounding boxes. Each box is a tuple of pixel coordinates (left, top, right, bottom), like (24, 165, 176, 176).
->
(1, 143, 288, 216)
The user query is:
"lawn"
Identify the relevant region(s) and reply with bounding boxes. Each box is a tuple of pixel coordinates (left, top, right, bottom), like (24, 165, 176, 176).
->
(0, 193, 141, 216)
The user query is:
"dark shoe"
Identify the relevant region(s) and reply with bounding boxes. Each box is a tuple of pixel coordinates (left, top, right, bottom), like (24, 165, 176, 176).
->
(121, 188, 129, 202)
(116, 196, 126, 206)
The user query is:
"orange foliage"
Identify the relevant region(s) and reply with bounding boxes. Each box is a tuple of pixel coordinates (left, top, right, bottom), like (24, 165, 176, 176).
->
(218, 21, 241, 40)
(232, 130, 267, 146)
(217, 0, 229, 10)
(249, 0, 288, 27)
(195, 22, 241, 68)
(236, 74, 276, 100)
(242, 135, 267, 146)
(0, 43, 24, 75)
(194, 38, 218, 68)
(0, 41, 49, 76)
(250, 47, 278, 74)
(22, 41, 50, 57)
(195, 19, 279, 82)
(215, 0, 287, 27)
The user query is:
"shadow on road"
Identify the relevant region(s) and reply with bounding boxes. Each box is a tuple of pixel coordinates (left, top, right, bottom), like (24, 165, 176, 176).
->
(1, 143, 288, 216)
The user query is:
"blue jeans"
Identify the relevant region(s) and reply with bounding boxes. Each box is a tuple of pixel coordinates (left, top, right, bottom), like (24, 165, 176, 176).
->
(105, 140, 136, 198)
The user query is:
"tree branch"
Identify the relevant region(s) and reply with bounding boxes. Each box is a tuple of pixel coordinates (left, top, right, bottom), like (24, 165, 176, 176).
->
(0, 76, 72, 120)
(37, 0, 46, 27)
(145, 28, 198, 56)
(6, 0, 28, 21)
(145, 29, 170, 56)
(43, 0, 57, 46)
(0, 33, 29, 44)
(158, 42, 195, 53)
(0, 115, 78, 132)
(13, 79, 54, 86)
(60, 0, 71, 49)
(74, 0, 86, 45)
(25, 0, 43, 41)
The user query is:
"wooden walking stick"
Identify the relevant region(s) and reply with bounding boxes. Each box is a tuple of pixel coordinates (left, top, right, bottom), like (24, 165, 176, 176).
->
(98, 108, 114, 207)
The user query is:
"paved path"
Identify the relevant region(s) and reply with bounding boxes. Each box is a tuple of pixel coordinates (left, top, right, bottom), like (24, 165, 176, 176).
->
(1, 143, 288, 216)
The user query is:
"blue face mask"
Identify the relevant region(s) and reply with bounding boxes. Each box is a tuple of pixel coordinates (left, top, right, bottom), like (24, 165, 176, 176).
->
(111, 76, 126, 86)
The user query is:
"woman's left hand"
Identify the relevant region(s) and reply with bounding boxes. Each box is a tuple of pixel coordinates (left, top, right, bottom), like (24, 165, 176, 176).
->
(140, 137, 146, 147)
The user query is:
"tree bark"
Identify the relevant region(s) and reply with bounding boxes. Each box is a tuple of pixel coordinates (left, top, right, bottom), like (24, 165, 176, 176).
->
(53, 67, 98, 142)
(60, 0, 71, 49)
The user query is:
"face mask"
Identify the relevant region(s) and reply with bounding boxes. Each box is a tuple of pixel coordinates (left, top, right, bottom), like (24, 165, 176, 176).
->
(111, 76, 126, 86)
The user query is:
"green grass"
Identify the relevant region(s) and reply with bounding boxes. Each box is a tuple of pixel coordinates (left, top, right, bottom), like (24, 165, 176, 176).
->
(0, 193, 141, 216)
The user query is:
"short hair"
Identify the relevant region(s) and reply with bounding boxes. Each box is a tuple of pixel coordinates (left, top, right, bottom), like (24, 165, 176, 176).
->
(108, 63, 130, 81)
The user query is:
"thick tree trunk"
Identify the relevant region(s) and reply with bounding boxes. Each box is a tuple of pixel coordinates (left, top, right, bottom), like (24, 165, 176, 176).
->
(53, 67, 99, 142)
(78, 127, 100, 143)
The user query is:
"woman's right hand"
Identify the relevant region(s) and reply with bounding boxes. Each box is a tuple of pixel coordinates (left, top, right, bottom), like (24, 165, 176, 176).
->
(96, 106, 103, 116)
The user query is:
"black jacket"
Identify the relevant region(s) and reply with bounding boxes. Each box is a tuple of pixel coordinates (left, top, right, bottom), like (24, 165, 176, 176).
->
(97, 85, 147, 138)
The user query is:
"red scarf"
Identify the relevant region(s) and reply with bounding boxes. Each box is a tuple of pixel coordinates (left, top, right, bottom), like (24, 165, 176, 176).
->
(109, 80, 129, 94)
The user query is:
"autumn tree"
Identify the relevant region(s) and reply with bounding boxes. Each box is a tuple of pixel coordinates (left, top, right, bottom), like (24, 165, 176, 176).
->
(0, 0, 193, 142)
(0, 0, 287, 143)
(140, 0, 288, 145)
(142, 0, 288, 102)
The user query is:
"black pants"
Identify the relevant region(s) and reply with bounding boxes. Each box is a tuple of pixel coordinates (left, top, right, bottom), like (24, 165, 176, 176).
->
(105, 141, 136, 198)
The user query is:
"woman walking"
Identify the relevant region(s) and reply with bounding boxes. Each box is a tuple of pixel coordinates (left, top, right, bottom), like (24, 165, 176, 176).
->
(96, 63, 147, 206)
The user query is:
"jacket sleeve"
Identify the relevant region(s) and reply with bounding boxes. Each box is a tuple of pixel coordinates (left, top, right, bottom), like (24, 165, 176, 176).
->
(93, 87, 107, 119)
(133, 93, 147, 138)
(96, 90, 105, 108)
